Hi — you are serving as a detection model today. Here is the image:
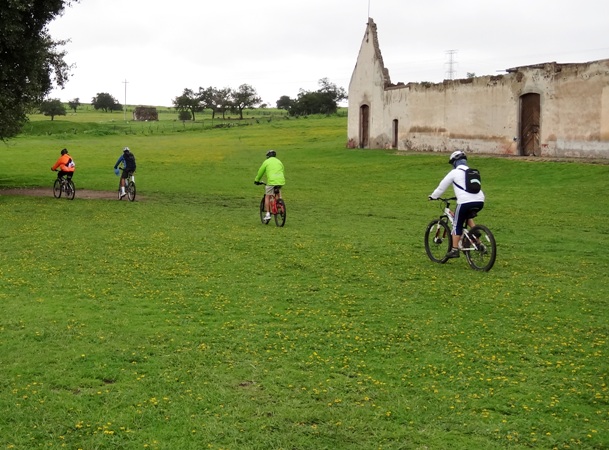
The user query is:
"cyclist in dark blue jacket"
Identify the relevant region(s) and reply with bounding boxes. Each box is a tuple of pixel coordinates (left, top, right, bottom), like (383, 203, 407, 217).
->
(114, 147, 136, 198)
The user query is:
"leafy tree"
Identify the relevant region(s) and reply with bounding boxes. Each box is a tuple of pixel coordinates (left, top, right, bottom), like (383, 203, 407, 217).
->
(39, 98, 66, 120)
(287, 78, 347, 116)
(68, 97, 80, 113)
(0, 0, 77, 140)
(178, 110, 191, 121)
(201, 87, 232, 120)
(214, 88, 233, 120)
(172, 88, 204, 121)
(91, 92, 122, 112)
(317, 77, 347, 107)
(276, 95, 293, 111)
(318, 78, 346, 96)
(230, 84, 261, 119)
(198, 87, 214, 117)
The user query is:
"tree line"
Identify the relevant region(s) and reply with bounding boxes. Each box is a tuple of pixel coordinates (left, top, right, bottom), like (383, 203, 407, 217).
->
(172, 84, 261, 121)
(38, 77, 348, 122)
(0, 1, 348, 135)
(173, 78, 347, 121)
(38, 94, 122, 120)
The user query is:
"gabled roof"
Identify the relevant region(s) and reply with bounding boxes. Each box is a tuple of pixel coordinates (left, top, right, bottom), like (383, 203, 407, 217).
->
(366, 18, 391, 87)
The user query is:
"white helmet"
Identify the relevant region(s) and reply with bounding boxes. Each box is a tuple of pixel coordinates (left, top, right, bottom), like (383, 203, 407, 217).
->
(449, 150, 467, 165)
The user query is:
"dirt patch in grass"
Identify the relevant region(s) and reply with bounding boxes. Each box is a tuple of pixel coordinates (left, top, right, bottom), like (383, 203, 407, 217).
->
(1, 187, 129, 200)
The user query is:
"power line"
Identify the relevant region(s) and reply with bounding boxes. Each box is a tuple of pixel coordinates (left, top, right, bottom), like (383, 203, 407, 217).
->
(122, 79, 129, 121)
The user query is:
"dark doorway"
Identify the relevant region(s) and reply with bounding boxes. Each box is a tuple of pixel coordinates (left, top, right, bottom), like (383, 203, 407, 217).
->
(359, 104, 370, 148)
(520, 93, 541, 156)
(392, 119, 398, 148)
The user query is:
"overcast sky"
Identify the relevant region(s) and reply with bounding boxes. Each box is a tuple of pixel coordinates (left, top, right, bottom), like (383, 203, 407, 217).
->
(48, 0, 609, 107)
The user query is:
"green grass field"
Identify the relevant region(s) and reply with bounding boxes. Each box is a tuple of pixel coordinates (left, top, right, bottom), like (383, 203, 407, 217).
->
(1, 110, 608, 449)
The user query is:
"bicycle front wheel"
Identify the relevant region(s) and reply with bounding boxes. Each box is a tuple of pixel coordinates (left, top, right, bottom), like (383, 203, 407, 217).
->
(274, 199, 286, 227)
(127, 181, 136, 201)
(259, 196, 269, 224)
(424, 219, 451, 263)
(465, 225, 497, 271)
(53, 179, 62, 198)
(65, 179, 75, 200)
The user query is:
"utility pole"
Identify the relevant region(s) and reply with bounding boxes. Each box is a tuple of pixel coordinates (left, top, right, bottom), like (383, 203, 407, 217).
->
(445, 50, 457, 80)
(122, 79, 129, 121)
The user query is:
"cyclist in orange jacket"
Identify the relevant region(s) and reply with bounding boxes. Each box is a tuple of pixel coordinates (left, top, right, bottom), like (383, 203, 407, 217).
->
(51, 148, 75, 180)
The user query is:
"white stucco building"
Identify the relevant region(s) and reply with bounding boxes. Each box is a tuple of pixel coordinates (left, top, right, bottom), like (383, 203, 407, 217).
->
(348, 19, 609, 159)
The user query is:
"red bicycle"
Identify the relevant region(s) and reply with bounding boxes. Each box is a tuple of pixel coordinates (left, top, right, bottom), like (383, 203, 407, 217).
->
(255, 182, 286, 227)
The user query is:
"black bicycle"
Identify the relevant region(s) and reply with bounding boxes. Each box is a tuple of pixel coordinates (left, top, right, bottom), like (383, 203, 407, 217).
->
(53, 175, 75, 200)
(425, 197, 497, 271)
(118, 169, 136, 201)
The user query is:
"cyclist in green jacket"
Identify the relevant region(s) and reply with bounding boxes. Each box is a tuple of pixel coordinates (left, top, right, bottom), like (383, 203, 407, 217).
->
(254, 150, 285, 223)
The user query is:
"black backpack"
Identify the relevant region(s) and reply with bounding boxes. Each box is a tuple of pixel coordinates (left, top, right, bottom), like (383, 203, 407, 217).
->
(455, 167, 481, 193)
(124, 152, 136, 171)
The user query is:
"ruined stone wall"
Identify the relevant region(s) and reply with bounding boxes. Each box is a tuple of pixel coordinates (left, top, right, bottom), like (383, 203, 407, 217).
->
(537, 61, 609, 157)
(348, 19, 609, 159)
(133, 106, 158, 121)
(386, 77, 518, 155)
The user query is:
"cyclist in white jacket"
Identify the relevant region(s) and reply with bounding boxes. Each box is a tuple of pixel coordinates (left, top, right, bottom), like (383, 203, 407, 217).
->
(429, 150, 485, 258)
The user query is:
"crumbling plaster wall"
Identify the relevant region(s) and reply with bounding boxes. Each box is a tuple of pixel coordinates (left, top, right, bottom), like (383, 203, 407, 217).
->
(386, 76, 519, 155)
(544, 61, 609, 157)
(348, 19, 609, 158)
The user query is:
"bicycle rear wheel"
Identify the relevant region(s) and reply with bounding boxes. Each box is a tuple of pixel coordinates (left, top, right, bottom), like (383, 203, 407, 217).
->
(53, 179, 62, 198)
(127, 181, 136, 201)
(274, 199, 286, 227)
(65, 179, 75, 200)
(465, 225, 497, 271)
(424, 219, 451, 263)
(259, 196, 269, 224)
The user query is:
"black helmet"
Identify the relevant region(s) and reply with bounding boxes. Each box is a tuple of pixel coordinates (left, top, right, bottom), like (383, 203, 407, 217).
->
(266, 150, 276, 158)
(61, 148, 68, 155)
(449, 150, 467, 165)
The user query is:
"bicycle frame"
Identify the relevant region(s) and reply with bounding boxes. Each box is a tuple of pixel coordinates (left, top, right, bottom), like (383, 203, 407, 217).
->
(257, 183, 286, 227)
(53, 175, 75, 200)
(435, 199, 478, 253)
(426, 197, 496, 271)
(118, 169, 136, 201)
(269, 187, 280, 214)
(119, 170, 135, 185)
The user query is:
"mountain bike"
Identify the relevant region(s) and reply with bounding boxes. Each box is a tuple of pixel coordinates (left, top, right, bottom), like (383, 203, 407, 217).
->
(255, 182, 286, 227)
(118, 169, 136, 201)
(425, 197, 496, 271)
(53, 175, 75, 200)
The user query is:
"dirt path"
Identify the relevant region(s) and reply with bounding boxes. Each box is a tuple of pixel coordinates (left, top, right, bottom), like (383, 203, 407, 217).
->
(1, 187, 122, 200)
